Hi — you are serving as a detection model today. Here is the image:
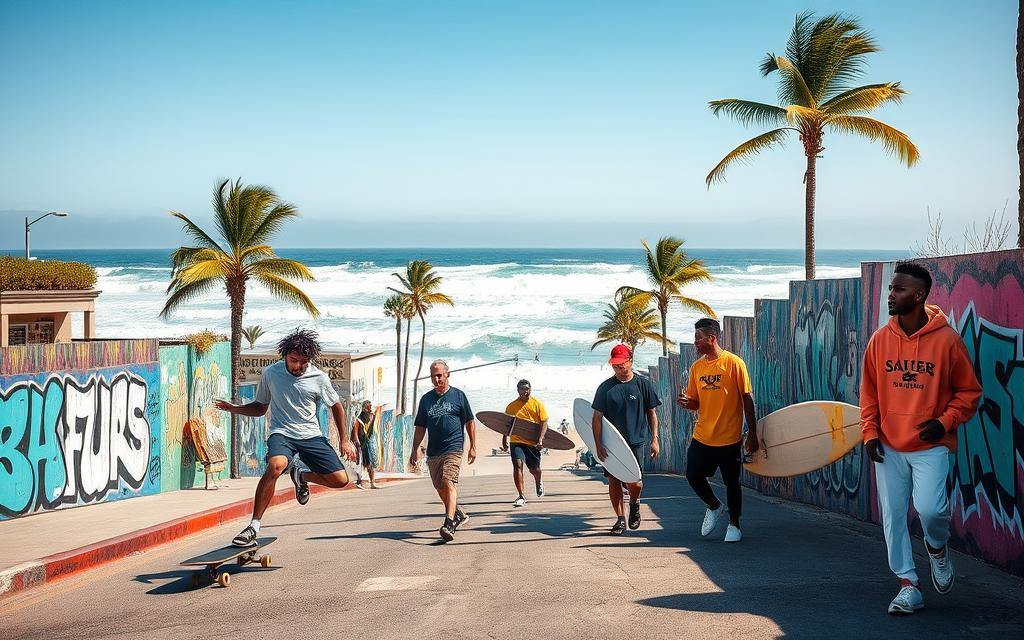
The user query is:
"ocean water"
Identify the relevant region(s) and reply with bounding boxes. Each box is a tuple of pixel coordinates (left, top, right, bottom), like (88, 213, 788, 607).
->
(13, 247, 905, 422)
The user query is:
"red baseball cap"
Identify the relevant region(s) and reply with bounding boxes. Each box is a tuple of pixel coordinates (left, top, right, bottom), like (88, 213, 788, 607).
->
(608, 344, 632, 365)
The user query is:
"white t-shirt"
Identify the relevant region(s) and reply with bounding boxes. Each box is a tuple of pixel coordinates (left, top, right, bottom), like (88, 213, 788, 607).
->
(255, 361, 340, 439)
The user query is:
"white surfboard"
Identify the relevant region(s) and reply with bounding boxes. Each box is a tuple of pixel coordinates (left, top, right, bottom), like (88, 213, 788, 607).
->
(743, 401, 861, 477)
(573, 398, 642, 483)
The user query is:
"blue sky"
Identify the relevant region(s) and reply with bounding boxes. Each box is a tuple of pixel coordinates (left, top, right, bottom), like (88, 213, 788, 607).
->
(0, 0, 1017, 249)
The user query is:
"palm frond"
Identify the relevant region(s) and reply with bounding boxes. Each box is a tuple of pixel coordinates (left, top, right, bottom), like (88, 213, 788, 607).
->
(253, 273, 320, 318)
(827, 115, 920, 166)
(674, 295, 717, 318)
(820, 83, 905, 115)
(422, 292, 454, 307)
(160, 278, 219, 319)
(784, 104, 823, 127)
(706, 128, 791, 186)
(246, 202, 299, 247)
(169, 212, 223, 252)
(174, 257, 233, 286)
(239, 244, 276, 261)
(246, 258, 316, 281)
(615, 286, 655, 309)
(774, 56, 816, 107)
(708, 99, 788, 128)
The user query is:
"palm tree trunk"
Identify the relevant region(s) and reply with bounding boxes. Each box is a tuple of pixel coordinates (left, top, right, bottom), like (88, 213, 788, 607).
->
(660, 308, 668, 356)
(412, 311, 427, 412)
(804, 151, 817, 280)
(1018, 0, 1024, 247)
(228, 280, 245, 479)
(394, 317, 402, 411)
(400, 318, 412, 414)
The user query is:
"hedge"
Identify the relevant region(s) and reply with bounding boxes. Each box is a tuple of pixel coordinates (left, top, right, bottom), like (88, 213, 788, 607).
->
(0, 256, 98, 292)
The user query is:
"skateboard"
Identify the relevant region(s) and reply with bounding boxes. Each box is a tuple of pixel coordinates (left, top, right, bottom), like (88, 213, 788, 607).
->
(180, 536, 277, 588)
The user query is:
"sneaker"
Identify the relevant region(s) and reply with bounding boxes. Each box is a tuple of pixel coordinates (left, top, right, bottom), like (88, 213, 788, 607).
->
(724, 525, 742, 543)
(370, 483, 383, 489)
(610, 517, 627, 536)
(290, 465, 310, 505)
(888, 580, 924, 615)
(513, 495, 526, 508)
(354, 480, 367, 490)
(701, 504, 725, 537)
(928, 544, 955, 594)
(628, 501, 641, 529)
(439, 519, 455, 542)
(453, 508, 470, 530)
(536, 481, 544, 498)
(232, 525, 258, 547)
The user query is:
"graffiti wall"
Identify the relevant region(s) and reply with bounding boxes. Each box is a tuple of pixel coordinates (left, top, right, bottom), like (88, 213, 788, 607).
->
(0, 340, 162, 519)
(158, 342, 231, 489)
(863, 249, 1024, 576)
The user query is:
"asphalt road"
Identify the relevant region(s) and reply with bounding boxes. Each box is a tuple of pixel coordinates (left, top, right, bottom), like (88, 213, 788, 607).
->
(2, 470, 1022, 639)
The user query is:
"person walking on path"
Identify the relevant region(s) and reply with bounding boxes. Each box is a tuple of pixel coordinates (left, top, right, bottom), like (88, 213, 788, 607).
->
(215, 329, 357, 547)
(675, 318, 758, 543)
(501, 379, 549, 507)
(860, 262, 981, 615)
(353, 400, 382, 489)
(410, 360, 477, 542)
(591, 344, 660, 535)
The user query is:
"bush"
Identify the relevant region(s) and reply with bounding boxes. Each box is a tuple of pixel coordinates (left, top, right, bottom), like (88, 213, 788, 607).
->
(0, 256, 98, 292)
(183, 329, 228, 356)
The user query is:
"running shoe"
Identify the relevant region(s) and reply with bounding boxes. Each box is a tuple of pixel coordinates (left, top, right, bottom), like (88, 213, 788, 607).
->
(440, 519, 455, 542)
(628, 501, 641, 529)
(453, 508, 470, 530)
(610, 517, 627, 536)
(928, 544, 955, 594)
(290, 465, 310, 505)
(724, 525, 742, 543)
(232, 525, 258, 547)
(888, 580, 924, 615)
(701, 504, 725, 537)
(513, 495, 526, 508)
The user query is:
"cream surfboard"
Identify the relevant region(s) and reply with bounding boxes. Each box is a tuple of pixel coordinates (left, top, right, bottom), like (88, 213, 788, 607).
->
(573, 398, 642, 483)
(743, 401, 861, 477)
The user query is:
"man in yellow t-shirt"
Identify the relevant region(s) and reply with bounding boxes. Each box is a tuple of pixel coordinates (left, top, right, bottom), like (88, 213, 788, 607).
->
(502, 379, 549, 507)
(676, 318, 759, 543)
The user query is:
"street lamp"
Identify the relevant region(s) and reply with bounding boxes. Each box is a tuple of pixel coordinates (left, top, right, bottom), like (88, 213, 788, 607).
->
(24, 211, 68, 259)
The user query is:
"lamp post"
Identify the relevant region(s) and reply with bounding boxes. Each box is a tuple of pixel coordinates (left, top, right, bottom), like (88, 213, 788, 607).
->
(24, 211, 68, 259)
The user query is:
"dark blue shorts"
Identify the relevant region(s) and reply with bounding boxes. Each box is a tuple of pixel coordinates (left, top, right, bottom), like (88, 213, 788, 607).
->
(267, 433, 344, 474)
(510, 442, 542, 470)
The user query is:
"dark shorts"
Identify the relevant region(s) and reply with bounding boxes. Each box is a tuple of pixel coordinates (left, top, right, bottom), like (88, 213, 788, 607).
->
(604, 443, 646, 480)
(267, 433, 344, 474)
(510, 443, 542, 470)
(685, 439, 742, 480)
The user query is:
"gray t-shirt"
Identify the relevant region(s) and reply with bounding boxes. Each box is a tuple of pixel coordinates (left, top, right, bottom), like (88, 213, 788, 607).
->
(255, 361, 340, 440)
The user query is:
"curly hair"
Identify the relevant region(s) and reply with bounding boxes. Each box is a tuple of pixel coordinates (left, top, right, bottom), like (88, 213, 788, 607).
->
(277, 328, 323, 360)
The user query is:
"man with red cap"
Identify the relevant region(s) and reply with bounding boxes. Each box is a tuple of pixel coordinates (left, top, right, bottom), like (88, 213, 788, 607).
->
(591, 344, 661, 535)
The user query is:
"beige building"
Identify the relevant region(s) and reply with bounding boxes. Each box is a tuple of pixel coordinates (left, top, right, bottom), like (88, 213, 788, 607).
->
(0, 289, 101, 348)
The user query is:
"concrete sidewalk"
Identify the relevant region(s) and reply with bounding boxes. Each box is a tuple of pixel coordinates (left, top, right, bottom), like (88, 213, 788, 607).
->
(0, 472, 419, 599)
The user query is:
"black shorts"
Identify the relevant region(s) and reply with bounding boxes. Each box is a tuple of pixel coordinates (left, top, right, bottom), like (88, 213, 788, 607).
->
(685, 439, 742, 479)
(510, 442, 542, 470)
(604, 442, 646, 479)
(267, 433, 344, 474)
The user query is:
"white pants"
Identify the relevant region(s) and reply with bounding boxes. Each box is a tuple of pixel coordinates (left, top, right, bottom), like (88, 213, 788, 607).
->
(874, 446, 951, 584)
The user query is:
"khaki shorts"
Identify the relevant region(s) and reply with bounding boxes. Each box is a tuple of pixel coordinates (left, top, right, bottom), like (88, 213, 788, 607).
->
(427, 451, 463, 489)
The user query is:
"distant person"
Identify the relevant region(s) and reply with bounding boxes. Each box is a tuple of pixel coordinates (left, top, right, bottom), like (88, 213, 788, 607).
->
(559, 419, 570, 435)
(675, 318, 758, 543)
(860, 262, 980, 615)
(353, 400, 382, 489)
(215, 329, 357, 547)
(410, 360, 477, 542)
(591, 344, 660, 535)
(502, 379, 549, 507)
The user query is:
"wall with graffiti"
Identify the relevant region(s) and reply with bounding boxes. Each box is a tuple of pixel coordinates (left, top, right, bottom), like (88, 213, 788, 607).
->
(0, 340, 162, 519)
(158, 342, 231, 489)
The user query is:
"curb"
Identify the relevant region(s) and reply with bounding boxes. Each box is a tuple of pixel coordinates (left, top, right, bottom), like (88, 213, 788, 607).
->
(0, 476, 410, 600)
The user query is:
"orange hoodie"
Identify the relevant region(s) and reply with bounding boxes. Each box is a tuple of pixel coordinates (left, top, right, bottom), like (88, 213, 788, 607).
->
(860, 304, 981, 453)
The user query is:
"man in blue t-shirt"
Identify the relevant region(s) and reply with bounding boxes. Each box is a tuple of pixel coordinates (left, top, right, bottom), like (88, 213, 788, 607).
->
(592, 344, 661, 535)
(215, 329, 358, 547)
(410, 359, 477, 542)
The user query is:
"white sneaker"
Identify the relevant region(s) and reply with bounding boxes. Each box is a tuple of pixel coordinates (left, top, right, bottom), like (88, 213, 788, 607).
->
(928, 544, 955, 594)
(701, 504, 725, 537)
(513, 496, 526, 508)
(724, 525, 742, 543)
(888, 582, 924, 615)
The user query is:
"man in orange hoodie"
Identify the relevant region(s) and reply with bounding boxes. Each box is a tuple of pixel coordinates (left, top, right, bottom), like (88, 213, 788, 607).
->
(860, 262, 981, 615)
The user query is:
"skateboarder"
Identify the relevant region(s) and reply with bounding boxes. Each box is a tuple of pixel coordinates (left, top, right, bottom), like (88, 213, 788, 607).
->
(353, 400, 382, 489)
(591, 344, 660, 535)
(215, 329, 357, 547)
(409, 360, 477, 542)
(501, 379, 549, 507)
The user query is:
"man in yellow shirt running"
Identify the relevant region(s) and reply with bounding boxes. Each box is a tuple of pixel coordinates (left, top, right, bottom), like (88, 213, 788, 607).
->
(502, 379, 549, 507)
(676, 318, 759, 543)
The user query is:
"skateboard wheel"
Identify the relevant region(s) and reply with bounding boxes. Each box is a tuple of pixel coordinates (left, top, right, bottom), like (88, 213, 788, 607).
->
(218, 572, 231, 588)
(191, 574, 200, 588)
(261, 555, 272, 568)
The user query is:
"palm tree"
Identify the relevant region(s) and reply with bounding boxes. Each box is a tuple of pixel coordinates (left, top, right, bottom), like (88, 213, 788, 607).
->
(161, 178, 319, 478)
(388, 261, 454, 409)
(617, 237, 714, 356)
(707, 12, 919, 279)
(383, 294, 411, 413)
(592, 291, 672, 353)
(242, 325, 266, 350)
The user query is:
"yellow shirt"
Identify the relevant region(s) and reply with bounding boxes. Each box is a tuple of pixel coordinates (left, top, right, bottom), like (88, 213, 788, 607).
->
(686, 350, 751, 446)
(504, 396, 549, 445)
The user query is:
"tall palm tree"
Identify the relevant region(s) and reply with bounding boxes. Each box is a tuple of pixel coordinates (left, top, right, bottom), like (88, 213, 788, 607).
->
(592, 291, 672, 353)
(617, 237, 714, 356)
(161, 178, 319, 477)
(383, 294, 412, 413)
(707, 12, 919, 279)
(388, 261, 454, 409)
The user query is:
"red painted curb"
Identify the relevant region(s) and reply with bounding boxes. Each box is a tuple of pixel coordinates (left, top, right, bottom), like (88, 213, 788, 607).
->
(1, 477, 409, 599)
